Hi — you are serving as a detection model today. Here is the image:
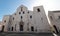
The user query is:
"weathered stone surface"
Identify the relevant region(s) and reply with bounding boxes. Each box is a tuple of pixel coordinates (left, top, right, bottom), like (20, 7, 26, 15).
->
(0, 32, 53, 36)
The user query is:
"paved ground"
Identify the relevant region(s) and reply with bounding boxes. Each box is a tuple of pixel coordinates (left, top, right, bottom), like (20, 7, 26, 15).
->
(0, 32, 54, 36)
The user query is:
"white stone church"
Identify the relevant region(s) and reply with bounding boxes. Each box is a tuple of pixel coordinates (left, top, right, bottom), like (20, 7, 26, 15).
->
(0, 5, 51, 32)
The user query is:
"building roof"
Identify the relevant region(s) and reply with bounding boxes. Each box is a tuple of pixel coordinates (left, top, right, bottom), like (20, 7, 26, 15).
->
(49, 10, 60, 13)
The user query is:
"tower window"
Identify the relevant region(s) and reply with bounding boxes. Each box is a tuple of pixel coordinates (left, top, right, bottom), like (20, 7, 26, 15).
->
(21, 16, 23, 19)
(30, 15, 32, 19)
(58, 16, 60, 19)
(4, 20, 6, 23)
(37, 8, 40, 12)
(23, 11, 25, 14)
(19, 12, 21, 14)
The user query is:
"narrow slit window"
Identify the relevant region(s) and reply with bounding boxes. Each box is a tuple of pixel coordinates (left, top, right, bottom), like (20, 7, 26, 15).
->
(13, 17, 14, 20)
(58, 16, 60, 19)
(21, 16, 23, 19)
(19, 12, 21, 14)
(50, 16, 53, 20)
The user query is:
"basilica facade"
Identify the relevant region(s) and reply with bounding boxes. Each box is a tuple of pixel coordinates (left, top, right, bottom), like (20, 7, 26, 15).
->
(0, 5, 51, 32)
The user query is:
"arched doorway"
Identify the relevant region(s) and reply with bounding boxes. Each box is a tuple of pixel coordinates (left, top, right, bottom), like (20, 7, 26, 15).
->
(11, 27, 13, 31)
(31, 26, 34, 31)
(19, 20, 24, 31)
(1, 25, 5, 32)
(20, 25, 23, 31)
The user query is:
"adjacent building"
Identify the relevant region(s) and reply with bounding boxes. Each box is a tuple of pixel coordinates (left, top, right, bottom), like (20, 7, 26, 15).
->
(48, 11, 60, 32)
(1, 5, 51, 32)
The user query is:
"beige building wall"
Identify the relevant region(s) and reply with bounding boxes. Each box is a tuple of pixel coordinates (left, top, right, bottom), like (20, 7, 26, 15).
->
(48, 11, 60, 31)
(33, 6, 50, 32)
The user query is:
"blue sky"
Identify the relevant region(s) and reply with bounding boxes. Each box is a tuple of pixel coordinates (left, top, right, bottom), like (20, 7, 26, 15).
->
(0, 0, 60, 21)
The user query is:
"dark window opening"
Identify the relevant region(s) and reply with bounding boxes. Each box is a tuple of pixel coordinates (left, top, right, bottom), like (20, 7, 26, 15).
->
(20, 25, 23, 31)
(37, 8, 40, 12)
(53, 25, 59, 33)
(50, 16, 53, 20)
(41, 18, 43, 20)
(58, 16, 60, 19)
(11, 27, 13, 31)
(4, 20, 6, 23)
(30, 15, 32, 19)
(19, 12, 21, 14)
(31, 26, 34, 31)
(23, 11, 25, 14)
(21, 16, 23, 19)
(28, 11, 29, 14)
(13, 17, 14, 20)
(15, 13, 16, 15)
(1, 25, 4, 32)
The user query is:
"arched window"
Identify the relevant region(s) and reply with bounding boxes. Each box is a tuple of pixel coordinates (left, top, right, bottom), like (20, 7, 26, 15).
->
(30, 15, 32, 19)
(37, 8, 40, 12)
(23, 11, 25, 14)
(21, 16, 23, 19)
(53, 25, 58, 33)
